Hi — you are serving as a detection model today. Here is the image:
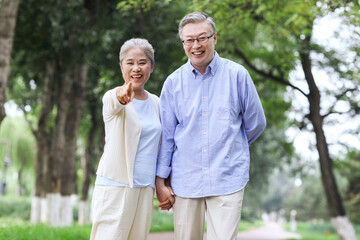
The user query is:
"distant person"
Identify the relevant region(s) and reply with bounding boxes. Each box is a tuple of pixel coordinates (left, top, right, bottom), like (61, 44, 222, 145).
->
(90, 38, 162, 240)
(156, 12, 266, 240)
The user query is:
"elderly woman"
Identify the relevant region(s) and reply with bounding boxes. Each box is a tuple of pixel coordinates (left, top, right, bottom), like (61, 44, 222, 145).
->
(90, 38, 162, 240)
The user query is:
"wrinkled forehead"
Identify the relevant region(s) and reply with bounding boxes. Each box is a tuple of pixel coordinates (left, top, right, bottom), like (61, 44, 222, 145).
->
(181, 21, 212, 38)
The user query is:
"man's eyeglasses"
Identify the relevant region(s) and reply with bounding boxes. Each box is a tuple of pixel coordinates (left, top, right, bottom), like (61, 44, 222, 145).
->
(181, 33, 215, 46)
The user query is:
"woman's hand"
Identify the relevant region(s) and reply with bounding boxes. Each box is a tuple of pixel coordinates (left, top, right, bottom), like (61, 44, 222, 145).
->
(116, 82, 134, 105)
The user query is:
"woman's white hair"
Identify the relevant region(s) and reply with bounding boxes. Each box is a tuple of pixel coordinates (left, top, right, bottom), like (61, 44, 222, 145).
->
(119, 38, 155, 66)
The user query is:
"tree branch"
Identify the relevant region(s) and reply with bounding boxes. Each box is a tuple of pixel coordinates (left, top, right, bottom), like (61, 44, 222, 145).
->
(322, 87, 358, 119)
(234, 47, 308, 98)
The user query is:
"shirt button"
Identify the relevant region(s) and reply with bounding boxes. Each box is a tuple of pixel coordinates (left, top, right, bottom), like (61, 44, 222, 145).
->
(203, 168, 208, 171)
(203, 149, 207, 152)
(203, 79, 206, 83)
(203, 113, 207, 117)
(203, 131, 207, 135)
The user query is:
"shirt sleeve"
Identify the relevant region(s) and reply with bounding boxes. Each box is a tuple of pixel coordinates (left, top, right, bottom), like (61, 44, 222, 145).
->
(156, 79, 177, 178)
(240, 71, 266, 144)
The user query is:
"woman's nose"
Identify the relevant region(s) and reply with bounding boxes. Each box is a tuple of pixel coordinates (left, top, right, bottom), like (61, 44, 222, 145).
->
(133, 64, 141, 71)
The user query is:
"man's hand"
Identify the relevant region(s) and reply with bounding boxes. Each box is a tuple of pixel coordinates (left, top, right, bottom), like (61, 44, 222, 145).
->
(156, 177, 175, 211)
(116, 82, 135, 105)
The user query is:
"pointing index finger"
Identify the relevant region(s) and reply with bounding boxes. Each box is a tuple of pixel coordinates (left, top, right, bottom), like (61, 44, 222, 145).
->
(127, 82, 134, 101)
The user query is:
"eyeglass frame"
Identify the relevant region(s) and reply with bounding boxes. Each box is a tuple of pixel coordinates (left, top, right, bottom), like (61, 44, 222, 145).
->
(181, 32, 215, 46)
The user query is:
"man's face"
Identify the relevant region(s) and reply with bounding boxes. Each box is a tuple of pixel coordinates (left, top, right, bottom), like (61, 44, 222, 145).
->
(181, 21, 217, 74)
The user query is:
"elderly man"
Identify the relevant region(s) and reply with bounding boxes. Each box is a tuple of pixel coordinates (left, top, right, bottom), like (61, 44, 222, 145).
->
(156, 12, 266, 240)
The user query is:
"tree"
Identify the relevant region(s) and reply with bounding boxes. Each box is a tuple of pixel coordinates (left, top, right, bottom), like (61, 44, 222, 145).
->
(0, 0, 20, 124)
(10, 0, 120, 226)
(191, 0, 360, 239)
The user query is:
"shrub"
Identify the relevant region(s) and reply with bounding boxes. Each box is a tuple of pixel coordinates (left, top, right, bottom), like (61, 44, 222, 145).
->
(0, 196, 31, 220)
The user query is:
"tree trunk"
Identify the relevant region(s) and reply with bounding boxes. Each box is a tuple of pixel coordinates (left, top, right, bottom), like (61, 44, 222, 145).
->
(79, 93, 103, 224)
(0, 0, 20, 124)
(45, 66, 75, 226)
(300, 38, 358, 240)
(58, 63, 88, 226)
(50, 68, 72, 196)
(62, 64, 87, 196)
(31, 62, 54, 224)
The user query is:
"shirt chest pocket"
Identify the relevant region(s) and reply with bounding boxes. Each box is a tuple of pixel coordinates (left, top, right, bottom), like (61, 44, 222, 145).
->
(216, 99, 236, 120)
(216, 106, 231, 120)
(214, 103, 233, 140)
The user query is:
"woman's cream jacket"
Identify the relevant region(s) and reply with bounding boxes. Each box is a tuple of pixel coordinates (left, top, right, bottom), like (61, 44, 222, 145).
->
(96, 87, 160, 187)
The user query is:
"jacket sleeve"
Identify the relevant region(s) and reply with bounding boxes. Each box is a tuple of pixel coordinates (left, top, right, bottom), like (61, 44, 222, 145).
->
(102, 87, 125, 123)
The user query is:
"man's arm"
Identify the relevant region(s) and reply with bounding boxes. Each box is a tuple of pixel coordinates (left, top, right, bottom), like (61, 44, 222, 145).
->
(156, 80, 177, 209)
(241, 72, 266, 144)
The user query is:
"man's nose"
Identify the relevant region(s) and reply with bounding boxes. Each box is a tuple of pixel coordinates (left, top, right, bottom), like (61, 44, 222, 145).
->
(193, 39, 201, 47)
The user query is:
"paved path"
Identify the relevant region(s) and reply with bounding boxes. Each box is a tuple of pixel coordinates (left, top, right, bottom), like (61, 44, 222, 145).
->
(148, 222, 301, 240)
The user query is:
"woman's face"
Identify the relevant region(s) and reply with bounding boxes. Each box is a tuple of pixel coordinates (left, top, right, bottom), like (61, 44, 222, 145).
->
(120, 47, 154, 90)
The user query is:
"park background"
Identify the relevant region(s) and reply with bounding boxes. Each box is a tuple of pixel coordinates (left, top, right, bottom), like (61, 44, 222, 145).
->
(0, 0, 359, 239)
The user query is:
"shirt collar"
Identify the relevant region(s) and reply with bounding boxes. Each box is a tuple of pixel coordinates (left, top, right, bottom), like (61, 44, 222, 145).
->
(186, 51, 220, 77)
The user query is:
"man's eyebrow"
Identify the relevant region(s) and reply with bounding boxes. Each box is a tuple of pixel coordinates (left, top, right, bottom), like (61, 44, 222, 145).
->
(184, 32, 207, 38)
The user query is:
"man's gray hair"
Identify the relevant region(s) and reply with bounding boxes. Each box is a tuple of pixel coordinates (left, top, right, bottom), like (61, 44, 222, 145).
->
(178, 12, 216, 39)
(119, 38, 155, 66)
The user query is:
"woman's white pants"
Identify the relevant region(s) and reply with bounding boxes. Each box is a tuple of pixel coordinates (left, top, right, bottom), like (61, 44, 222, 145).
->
(90, 185, 154, 240)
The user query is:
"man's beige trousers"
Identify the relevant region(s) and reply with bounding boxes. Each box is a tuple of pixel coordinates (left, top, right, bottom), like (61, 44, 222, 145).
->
(90, 185, 154, 240)
(173, 189, 245, 240)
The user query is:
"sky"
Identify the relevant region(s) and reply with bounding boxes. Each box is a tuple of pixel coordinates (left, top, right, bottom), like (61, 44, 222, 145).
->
(286, 11, 360, 163)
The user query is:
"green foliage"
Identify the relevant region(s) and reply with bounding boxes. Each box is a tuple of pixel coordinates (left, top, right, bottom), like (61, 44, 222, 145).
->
(150, 209, 174, 232)
(117, 0, 172, 13)
(285, 222, 336, 240)
(1, 216, 359, 239)
(283, 175, 330, 221)
(254, 167, 335, 222)
(339, 151, 360, 224)
(0, 197, 31, 220)
(0, 116, 35, 195)
(284, 221, 360, 240)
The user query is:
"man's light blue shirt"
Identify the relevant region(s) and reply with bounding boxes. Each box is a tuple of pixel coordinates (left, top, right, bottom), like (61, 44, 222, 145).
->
(156, 51, 266, 198)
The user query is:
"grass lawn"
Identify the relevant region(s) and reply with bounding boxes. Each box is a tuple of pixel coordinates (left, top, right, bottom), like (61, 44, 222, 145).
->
(1, 215, 360, 240)
(283, 221, 360, 240)
(0, 217, 92, 240)
(0, 208, 174, 240)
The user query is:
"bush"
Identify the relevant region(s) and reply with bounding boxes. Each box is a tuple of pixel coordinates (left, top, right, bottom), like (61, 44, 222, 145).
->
(0, 196, 31, 220)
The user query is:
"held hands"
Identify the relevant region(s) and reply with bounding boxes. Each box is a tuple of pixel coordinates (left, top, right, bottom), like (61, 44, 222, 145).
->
(116, 82, 135, 105)
(156, 177, 175, 211)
